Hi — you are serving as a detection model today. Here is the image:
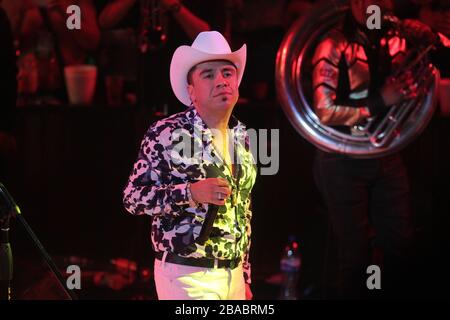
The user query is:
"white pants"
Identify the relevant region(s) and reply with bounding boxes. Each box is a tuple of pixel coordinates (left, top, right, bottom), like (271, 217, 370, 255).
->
(154, 258, 246, 300)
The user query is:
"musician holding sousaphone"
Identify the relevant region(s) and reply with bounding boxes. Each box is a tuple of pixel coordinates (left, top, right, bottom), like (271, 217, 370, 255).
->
(309, 0, 440, 299)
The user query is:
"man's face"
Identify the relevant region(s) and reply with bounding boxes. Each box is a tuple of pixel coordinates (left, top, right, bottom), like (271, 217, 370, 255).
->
(351, 0, 394, 25)
(187, 60, 239, 113)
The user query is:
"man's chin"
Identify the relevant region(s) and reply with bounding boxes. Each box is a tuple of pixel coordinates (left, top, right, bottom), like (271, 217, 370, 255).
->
(213, 97, 236, 109)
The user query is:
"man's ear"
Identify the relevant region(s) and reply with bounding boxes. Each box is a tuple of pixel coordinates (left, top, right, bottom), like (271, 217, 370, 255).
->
(188, 84, 195, 105)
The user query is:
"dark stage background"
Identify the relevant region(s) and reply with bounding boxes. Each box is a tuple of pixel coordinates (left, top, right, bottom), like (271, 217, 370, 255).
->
(3, 102, 450, 299)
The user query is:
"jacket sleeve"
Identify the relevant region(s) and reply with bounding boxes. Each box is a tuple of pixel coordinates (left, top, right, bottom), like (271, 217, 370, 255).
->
(123, 126, 190, 217)
(312, 32, 371, 126)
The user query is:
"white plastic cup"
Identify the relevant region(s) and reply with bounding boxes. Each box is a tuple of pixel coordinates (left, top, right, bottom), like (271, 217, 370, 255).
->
(64, 65, 97, 105)
(439, 78, 450, 117)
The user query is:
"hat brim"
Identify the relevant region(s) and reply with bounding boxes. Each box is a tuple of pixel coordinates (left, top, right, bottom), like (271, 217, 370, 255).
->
(170, 44, 247, 106)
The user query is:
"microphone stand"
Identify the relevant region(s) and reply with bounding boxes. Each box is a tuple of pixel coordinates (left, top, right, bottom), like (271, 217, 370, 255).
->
(0, 182, 77, 300)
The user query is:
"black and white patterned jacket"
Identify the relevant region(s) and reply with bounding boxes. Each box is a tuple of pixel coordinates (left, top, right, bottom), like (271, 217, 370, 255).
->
(123, 107, 257, 284)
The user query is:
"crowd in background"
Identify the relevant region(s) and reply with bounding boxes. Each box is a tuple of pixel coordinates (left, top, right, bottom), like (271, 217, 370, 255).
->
(0, 0, 448, 109)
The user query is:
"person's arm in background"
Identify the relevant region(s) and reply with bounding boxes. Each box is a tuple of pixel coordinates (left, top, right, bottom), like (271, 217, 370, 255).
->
(46, 0, 100, 51)
(98, 0, 136, 29)
(161, 0, 210, 40)
(99, 0, 211, 39)
(416, 1, 450, 90)
(0, 6, 17, 156)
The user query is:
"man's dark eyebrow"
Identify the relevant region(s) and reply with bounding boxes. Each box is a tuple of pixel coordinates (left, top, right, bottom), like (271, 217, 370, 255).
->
(199, 69, 213, 76)
(221, 66, 236, 72)
(198, 65, 236, 76)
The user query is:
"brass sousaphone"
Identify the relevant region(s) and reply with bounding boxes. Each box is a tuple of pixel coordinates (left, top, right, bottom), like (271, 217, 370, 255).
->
(276, 0, 440, 158)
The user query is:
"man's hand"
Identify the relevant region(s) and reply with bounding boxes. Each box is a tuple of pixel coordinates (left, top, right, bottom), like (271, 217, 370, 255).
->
(245, 283, 253, 300)
(190, 178, 231, 206)
(402, 18, 440, 46)
(380, 71, 417, 106)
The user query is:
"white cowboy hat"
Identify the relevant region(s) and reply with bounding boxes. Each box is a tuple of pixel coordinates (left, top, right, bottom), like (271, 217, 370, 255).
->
(170, 31, 247, 106)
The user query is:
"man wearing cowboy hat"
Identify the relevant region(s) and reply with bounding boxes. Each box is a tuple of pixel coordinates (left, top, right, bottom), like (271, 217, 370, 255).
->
(123, 31, 257, 300)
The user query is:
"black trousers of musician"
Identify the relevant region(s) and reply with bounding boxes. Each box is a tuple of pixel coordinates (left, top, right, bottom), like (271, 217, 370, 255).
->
(314, 150, 415, 299)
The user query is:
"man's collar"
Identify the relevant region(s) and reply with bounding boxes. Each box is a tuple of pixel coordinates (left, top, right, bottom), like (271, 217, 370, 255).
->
(186, 106, 247, 139)
(186, 106, 210, 135)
